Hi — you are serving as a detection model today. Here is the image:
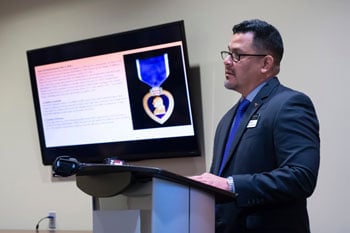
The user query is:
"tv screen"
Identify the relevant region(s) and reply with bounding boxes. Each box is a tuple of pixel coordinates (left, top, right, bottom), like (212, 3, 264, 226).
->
(27, 20, 200, 165)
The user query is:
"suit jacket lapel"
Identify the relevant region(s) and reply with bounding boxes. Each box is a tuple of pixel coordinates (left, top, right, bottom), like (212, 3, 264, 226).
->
(219, 77, 280, 174)
(223, 102, 257, 164)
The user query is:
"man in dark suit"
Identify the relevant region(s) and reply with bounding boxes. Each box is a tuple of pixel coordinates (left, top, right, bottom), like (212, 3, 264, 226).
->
(190, 19, 320, 233)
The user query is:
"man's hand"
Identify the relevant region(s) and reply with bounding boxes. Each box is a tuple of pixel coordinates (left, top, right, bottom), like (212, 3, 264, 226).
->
(189, 172, 230, 191)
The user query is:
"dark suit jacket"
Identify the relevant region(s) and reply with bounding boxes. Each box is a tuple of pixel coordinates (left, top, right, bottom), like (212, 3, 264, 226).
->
(210, 77, 320, 233)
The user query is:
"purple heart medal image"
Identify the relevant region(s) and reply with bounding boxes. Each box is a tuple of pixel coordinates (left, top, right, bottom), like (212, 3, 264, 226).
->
(136, 53, 174, 124)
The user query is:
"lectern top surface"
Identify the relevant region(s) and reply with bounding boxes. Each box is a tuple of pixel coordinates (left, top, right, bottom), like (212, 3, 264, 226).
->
(76, 164, 236, 203)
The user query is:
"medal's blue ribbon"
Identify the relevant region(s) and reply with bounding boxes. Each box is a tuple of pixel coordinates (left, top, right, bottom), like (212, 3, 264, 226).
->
(136, 54, 170, 87)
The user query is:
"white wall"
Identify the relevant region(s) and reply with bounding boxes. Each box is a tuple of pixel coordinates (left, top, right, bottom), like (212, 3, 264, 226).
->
(0, 0, 349, 232)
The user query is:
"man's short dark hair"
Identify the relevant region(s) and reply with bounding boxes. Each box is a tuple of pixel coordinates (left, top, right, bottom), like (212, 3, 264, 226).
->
(233, 19, 284, 64)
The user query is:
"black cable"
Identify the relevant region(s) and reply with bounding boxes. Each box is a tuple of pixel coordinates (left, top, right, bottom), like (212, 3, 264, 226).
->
(35, 216, 53, 231)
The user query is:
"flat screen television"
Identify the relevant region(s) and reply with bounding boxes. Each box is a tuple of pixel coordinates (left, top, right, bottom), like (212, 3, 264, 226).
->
(27, 20, 200, 166)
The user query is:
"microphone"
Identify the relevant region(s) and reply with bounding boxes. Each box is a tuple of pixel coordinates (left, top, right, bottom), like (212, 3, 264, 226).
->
(52, 156, 81, 177)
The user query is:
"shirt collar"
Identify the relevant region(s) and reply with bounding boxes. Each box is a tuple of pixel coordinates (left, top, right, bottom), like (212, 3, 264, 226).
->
(244, 77, 273, 102)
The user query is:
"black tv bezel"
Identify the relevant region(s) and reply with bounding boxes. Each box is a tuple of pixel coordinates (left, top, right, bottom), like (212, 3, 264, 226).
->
(26, 20, 201, 166)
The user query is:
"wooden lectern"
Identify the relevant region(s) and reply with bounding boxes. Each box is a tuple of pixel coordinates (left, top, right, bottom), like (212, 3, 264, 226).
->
(75, 164, 235, 233)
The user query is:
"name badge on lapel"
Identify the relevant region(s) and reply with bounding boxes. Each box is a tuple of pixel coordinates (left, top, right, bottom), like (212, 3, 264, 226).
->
(247, 114, 260, 128)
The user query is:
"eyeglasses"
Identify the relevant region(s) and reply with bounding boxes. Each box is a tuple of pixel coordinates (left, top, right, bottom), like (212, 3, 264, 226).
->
(220, 51, 267, 63)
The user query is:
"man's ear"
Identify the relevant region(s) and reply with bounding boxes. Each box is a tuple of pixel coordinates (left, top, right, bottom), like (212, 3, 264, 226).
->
(261, 55, 274, 74)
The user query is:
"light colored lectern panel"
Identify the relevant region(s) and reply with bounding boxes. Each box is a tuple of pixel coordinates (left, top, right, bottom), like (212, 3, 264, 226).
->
(189, 187, 215, 233)
(151, 178, 190, 233)
(87, 174, 216, 233)
(93, 210, 141, 233)
(93, 177, 192, 233)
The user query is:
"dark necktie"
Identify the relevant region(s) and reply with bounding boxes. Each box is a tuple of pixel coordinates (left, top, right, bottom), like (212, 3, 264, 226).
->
(219, 98, 250, 175)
